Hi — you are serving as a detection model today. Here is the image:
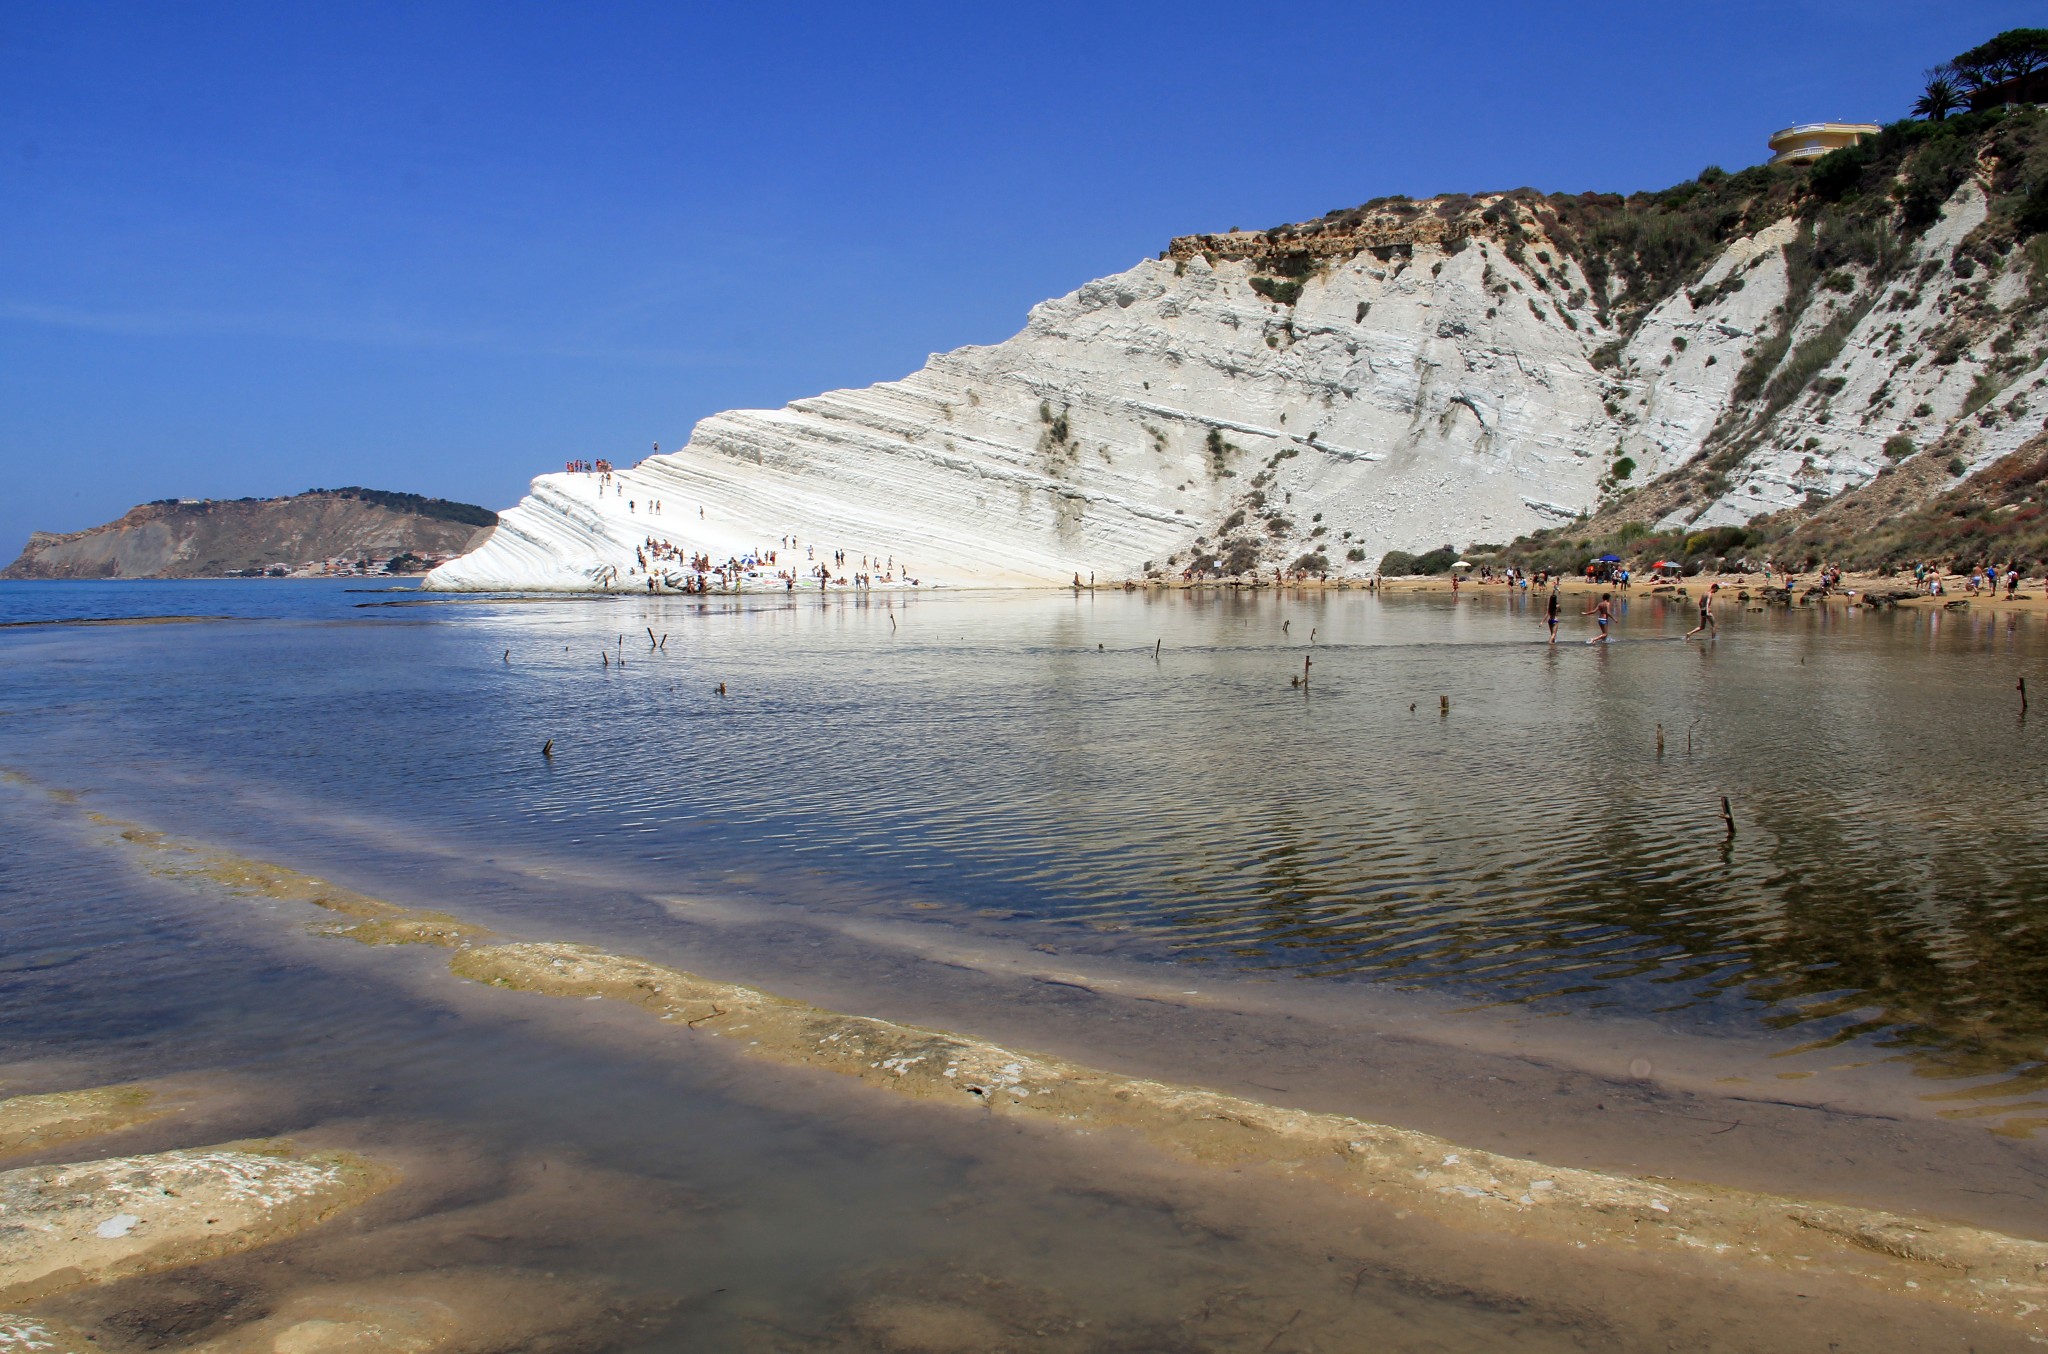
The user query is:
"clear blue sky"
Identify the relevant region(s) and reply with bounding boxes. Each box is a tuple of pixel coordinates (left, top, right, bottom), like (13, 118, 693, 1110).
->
(1, 1, 2032, 556)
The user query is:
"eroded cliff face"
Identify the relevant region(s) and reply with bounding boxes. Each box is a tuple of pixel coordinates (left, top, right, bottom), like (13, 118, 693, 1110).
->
(430, 111, 2048, 589)
(5, 492, 496, 579)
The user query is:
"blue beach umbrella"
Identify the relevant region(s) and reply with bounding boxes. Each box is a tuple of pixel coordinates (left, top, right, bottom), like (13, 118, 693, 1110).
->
(1596, 554, 1621, 562)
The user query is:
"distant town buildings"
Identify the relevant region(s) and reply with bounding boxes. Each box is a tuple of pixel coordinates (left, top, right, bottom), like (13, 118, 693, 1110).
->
(1767, 122, 1881, 165)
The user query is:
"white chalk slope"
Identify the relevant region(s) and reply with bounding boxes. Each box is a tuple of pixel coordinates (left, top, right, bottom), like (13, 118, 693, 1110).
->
(430, 185, 2038, 590)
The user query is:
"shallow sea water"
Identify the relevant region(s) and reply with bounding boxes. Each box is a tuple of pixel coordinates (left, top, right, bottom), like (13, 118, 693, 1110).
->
(2, 578, 2046, 1350)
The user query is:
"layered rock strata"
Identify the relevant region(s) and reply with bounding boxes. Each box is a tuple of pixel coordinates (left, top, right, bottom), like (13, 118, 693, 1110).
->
(429, 134, 2048, 589)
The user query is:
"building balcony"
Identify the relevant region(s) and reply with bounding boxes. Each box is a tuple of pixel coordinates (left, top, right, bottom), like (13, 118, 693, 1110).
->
(1767, 122, 1880, 165)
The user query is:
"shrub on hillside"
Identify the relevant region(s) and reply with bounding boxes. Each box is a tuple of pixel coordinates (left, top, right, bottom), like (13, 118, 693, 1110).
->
(1379, 545, 1457, 575)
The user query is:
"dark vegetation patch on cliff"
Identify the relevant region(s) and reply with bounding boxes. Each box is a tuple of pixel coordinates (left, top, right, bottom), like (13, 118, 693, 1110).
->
(300, 487, 498, 527)
(1466, 432, 2048, 576)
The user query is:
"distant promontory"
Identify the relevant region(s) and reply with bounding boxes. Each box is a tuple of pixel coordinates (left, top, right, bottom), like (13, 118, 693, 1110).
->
(2, 488, 498, 580)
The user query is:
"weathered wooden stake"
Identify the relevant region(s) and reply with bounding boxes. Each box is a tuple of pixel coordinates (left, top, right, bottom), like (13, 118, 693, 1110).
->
(1439, 694, 1449, 717)
(1720, 795, 1736, 839)
(601, 651, 609, 668)
(541, 739, 554, 759)
(1154, 638, 1161, 661)
(2020, 675, 2030, 715)
(1656, 723, 1665, 756)
(503, 649, 510, 664)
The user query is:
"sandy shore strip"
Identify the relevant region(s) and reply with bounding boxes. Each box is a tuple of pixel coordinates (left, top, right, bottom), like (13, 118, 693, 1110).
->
(1120, 571, 2046, 610)
(56, 808, 2046, 1336)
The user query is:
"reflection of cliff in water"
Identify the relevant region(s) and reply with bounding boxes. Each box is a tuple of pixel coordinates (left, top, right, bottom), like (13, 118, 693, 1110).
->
(0, 585, 2042, 1098)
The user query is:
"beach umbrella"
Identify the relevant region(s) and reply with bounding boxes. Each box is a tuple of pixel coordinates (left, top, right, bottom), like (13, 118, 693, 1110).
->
(1451, 560, 1473, 569)
(1597, 554, 1622, 562)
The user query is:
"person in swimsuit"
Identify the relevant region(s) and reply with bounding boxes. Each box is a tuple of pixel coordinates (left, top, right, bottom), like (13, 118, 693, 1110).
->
(1583, 593, 1614, 644)
(1685, 583, 1719, 640)
(1546, 586, 1560, 644)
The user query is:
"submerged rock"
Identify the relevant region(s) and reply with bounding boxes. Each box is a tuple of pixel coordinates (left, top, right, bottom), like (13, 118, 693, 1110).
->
(0, 1087, 162, 1159)
(185, 1269, 627, 1354)
(0, 1144, 389, 1305)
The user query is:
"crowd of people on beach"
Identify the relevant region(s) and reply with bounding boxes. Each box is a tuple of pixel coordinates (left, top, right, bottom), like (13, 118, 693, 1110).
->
(626, 532, 921, 593)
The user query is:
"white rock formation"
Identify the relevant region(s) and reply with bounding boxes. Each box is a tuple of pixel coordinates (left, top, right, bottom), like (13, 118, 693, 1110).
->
(430, 183, 2048, 591)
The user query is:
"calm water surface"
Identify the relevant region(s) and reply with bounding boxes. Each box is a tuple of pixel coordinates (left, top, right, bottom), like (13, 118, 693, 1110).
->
(3, 580, 2043, 1086)
(5, 578, 2046, 1349)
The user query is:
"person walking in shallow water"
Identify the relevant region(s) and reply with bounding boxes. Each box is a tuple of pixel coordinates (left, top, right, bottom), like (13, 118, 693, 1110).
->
(1546, 586, 1560, 644)
(1685, 583, 1719, 641)
(1583, 593, 1614, 644)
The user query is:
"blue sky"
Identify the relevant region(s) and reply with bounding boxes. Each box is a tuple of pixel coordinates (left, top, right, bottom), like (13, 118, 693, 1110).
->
(1, 1, 2033, 556)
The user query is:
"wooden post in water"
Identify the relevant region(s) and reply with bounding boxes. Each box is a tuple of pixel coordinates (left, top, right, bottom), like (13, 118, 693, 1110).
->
(541, 739, 554, 759)
(2021, 675, 2030, 716)
(1154, 638, 1161, 661)
(1656, 723, 1665, 756)
(1439, 694, 1449, 717)
(1720, 796, 1736, 839)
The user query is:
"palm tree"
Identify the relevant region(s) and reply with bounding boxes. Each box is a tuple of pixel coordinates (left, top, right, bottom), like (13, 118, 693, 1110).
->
(1912, 69, 1963, 120)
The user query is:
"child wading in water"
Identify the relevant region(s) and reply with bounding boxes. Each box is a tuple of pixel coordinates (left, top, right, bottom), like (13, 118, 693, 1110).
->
(1583, 593, 1614, 644)
(1685, 583, 1720, 640)
(1546, 586, 1560, 644)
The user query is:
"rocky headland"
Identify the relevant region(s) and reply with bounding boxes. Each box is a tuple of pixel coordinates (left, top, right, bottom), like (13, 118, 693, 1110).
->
(3, 489, 496, 581)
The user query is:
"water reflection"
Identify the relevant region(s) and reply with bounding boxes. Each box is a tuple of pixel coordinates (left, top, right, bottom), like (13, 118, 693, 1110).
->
(1, 583, 2043, 1096)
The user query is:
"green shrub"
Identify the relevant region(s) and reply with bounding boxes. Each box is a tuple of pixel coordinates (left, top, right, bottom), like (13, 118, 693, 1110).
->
(1611, 456, 1637, 480)
(1947, 456, 1969, 476)
(1377, 544, 1458, 575)
(1884, 433, 1917, 460)
(1761, 313, 1857, 412)
(1250, 276, 1304, 305)
(1291, 552, 1329, 573)
(1345, 546, 1367, 562)
(1963, 372, 2006, 414)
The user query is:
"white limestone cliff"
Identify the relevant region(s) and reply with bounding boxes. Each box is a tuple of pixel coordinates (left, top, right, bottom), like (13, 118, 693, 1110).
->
(430, 182, 2048, 591)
